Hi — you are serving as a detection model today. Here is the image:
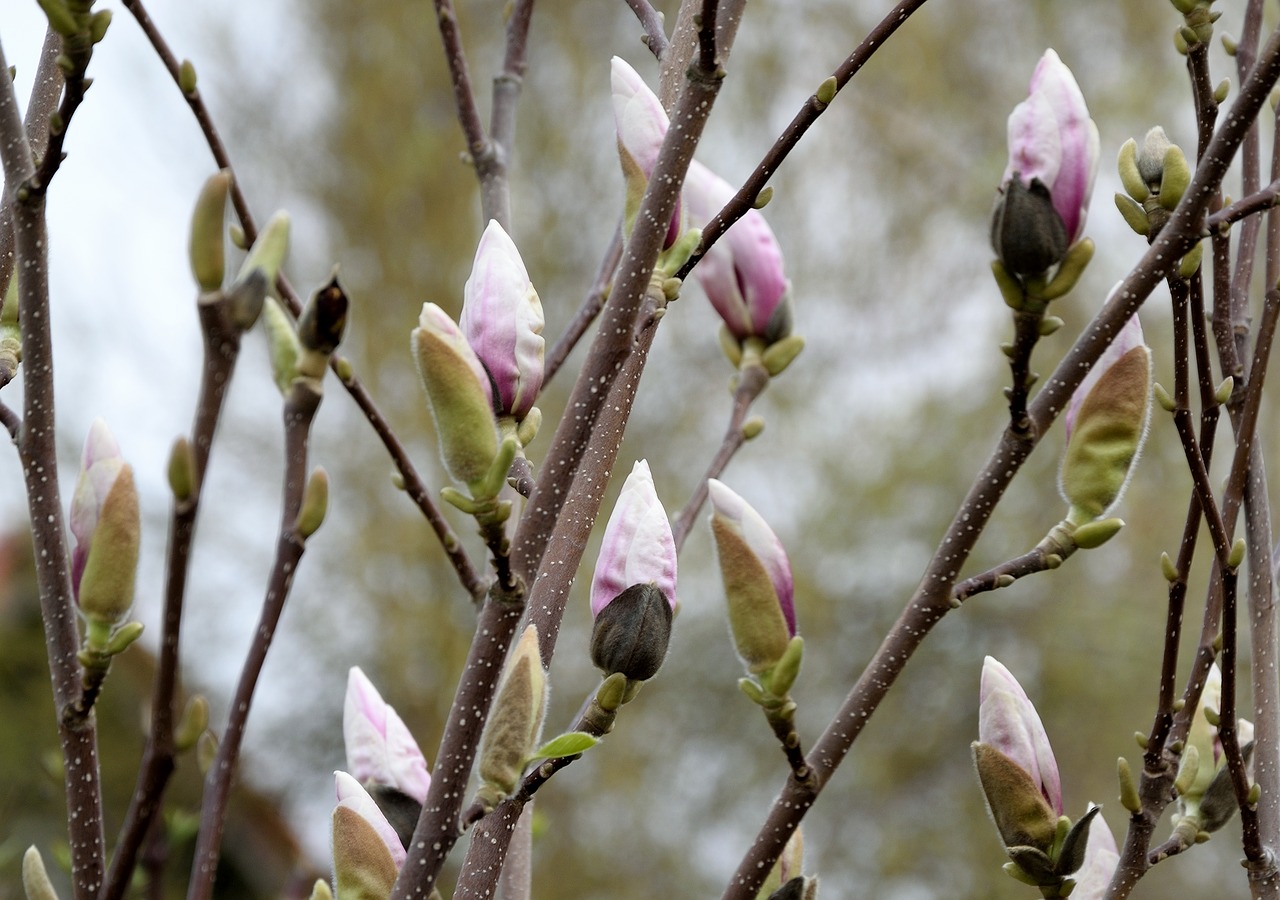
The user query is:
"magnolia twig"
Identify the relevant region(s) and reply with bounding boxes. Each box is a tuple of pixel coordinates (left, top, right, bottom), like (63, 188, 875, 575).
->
(1206, 179, 1280, 234)
(0, 38, 106, 900)
(394, 32, 731, 896)
(624, 0, 669, 59)
(483, 0, 536, 230)
(102, 291, 252, 900)
(0, 400, 18, 437)
(725, 25, 1280, 894)
(543, 225, 622, 387)
(121, 0, 483, 599)
(675, 0, 932, 282)
(671, 362, 770, 550)
(186, 380, 323, 900)
(0, 27, 62, 299)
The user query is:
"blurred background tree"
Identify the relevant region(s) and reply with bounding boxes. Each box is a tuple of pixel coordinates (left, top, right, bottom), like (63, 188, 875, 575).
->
(0, 0, 1265, 897)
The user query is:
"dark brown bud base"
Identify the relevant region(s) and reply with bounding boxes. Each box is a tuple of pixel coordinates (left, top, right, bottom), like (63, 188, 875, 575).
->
(991, 177, 1068, 276)
(590, 583, 673, 681)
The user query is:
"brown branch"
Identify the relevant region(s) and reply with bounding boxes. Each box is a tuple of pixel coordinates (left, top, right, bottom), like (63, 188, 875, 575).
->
(101, 292, 251, 900)
(670, 361, 769, 550)
(121, 0, 482, 597)
(0, 37, 107, 899)
(624, 0, 669, 60)
(186, 380, 323, 900)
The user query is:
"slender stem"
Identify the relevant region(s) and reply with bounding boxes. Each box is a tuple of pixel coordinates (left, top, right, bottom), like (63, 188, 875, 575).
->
(726, 27, 1280, 895)
(101, 293, 249, 900)
(671, 362, 769, 550)
(0, 27, 62, 300)
(186, 381, 322, 900)
(675, 0, 932, 282)
(0, 38, 105, 900)
(624, 0, 670, 60)
(121, 0, 481, 596)
(543, 225, 622, 388)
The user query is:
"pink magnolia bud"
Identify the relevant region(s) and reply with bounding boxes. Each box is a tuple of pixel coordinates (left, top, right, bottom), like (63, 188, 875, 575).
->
(708, 479, 795, 673)
(993, 50, 1099, 273)
(611, 56, 681, 247)
(1060, 311, 1151, 522)
(333, 770, 406, 889)
(459, 221, 545, 421)
(979, 656, 1063, 815)
(684, 160, 792, 345)
(411, 303, 499, 486)
(343, 667, 431, 805)
(70, 419, 141, 630)
(590, 460, 677, 616)
(589, 461, 677, 681)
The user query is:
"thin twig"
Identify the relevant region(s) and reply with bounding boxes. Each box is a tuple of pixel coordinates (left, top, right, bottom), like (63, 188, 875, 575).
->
(670, 362, 769, 550)
(121, 0, 482, 597)
(675, 0, 932, 282)
(0, 38, 105, 900)
(101, 292, 251, 900)
(186, 380, 323, 900)
(543, 225, 622, 387)
(624, 0, 669, 60)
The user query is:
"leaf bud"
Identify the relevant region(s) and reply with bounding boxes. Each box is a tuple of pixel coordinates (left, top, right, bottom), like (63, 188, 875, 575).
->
(1118, 757, 1141, 812)
(188, 172, 230, 293)
(88, 9, 111, 44)
(179, 59, 198, 95)
(295, 467, 329, 539)
(168, 437, 196, 502)
(22, 846, 58, 900)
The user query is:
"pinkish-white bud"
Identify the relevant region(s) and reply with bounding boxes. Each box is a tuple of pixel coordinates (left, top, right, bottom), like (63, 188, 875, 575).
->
(70, 419, 140, 632)
(708, 480, 796, 674)
(590, 460, 677, 617)
(1070, 811, 1119, 900)
(459, 221, 545, 421)
(1002, 49, 1100, 245)
(684, 161, 792, 345)
(333, 770, 406, 872)
(979, 656, 1063, 815)
(343, 667, 431, 805)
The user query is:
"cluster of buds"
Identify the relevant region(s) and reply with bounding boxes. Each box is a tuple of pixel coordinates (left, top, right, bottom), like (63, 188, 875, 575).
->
(1170, 0, 1222, 53)
(973, 658, 1117, 897)
(411, 220, 544, 518)
(1054, 311, 1152, 549)
(707, 480, 802, 707)
(611, 57, 802, 375)
(70, 420, 143, 657)
(1172, 664, 1255, 838)
(1115, 128, 1202, 275)
(991, 50, 1098, 306)
(331, 668, 432, 896)
(589, 460, 678, 684)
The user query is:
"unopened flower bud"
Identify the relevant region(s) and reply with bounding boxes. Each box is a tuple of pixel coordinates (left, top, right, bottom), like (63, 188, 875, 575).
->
(478, 626, 547, 802)
(459, 221, 544, 421)
(612, 56, 681, 246)
(411, 303, 499, 488)
(1060, 312, 1152, 523)
(684, 161, 794, 348)
(993, 50, 1100, 275)
(589, 461, 678, 681)
(343, 667, 431, 806)
(71, 420, 141, 641)
(333, 771, 404, 897)
(708, 480, 796, 674)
